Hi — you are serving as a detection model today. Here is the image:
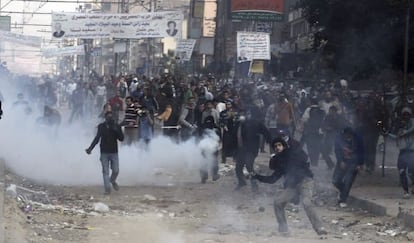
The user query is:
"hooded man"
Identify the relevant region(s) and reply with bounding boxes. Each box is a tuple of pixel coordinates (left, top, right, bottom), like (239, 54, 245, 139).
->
(252, 138, 327, 235)
(86, 111, 124, 195)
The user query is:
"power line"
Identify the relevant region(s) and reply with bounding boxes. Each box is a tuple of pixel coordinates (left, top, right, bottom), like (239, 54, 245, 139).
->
(1, 49, 42, 52)
(2, 0, 121, 3)
(1, 11, 52, 14)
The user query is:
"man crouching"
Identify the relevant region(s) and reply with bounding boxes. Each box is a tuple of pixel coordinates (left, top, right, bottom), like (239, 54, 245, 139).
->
(251, 138, 327, 235)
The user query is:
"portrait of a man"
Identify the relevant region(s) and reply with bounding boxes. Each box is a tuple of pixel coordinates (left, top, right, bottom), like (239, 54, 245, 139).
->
(238, 49, 249, 62)
(166, 21, 178, 37)
(53, 22, 65, 38)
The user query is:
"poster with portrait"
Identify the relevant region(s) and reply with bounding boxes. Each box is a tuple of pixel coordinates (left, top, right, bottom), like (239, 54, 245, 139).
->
(51, 11, 184, 39)
(236, 31, 270, 63)
(175, 39, 196, 62)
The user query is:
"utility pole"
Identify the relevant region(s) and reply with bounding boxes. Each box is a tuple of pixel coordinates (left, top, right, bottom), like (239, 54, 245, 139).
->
(147, 0, 156, 77)
(122, 0, 130, 75)
(114, 0, 129, 76)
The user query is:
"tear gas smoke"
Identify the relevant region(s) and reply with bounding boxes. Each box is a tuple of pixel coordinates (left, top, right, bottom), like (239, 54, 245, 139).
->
(0, 91, 220, 187)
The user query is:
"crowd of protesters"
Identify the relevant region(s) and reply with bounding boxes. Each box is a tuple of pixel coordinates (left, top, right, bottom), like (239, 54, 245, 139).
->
(3, 67, 414, 235)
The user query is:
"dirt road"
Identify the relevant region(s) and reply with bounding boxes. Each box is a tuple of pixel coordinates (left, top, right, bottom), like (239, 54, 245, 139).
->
(3, 159, 412, 243)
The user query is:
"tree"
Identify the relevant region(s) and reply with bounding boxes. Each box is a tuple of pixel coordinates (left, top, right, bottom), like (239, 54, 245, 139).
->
(298, 0, 414, 80)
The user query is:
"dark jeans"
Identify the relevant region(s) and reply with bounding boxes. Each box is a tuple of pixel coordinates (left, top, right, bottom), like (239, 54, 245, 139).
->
(123, 127, 138, 145)
(235, 150, 257, 188)
(302, 132, 322, 166)
(363, 131, 379, 172)
(397, 149, 414, 193)
(69, 105, 83, 123)
(332, 163, 358, 203)
(164, 128, 179, 142)
(100, 153, 119, 193)
(274, 178, 323, 233)
(321, 132, 336, 169)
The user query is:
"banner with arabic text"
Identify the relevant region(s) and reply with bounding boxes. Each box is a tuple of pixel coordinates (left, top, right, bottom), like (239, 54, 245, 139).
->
(236, 32, 270, 63)
(175, 39, 196, 61)
(51, 11, 183, 39)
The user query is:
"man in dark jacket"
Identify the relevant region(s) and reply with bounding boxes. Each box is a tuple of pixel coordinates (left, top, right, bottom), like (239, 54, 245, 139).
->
(301, 97, 325, 166)
(86, 111, 125, 195)
(321, 105, 350, 170)
(0, 100, 2, 119)
(333, 127, 364, 208)
(252, 138, 327, 235)
(234, 111, 271, 191)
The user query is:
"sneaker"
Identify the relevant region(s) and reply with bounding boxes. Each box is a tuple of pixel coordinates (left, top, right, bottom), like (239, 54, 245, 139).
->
(212, 174, 220, 181)
(403, 192, 411, 199)
(104, 190, 111, 195)
(339, 202, 347, 208)
(316, 227, 328, 235)
(111, 181, 120, 191)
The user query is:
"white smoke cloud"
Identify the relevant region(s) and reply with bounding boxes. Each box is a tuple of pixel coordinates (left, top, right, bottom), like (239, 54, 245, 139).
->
(0, 83, 220, 187)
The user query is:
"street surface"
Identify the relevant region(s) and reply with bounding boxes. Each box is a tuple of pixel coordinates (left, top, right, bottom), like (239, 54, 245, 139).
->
(3, 149, 413, 243)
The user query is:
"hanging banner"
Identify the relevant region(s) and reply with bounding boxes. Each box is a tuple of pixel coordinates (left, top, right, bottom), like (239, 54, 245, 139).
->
(231, 0, 284, 22)
(175, 39, 196, 61)
(202, 1, 217, 37)
(237, 31, 270, 63)
(0, 30, 42, 47)
(51, 11, 184, 39)
(42, 45, 85, 58)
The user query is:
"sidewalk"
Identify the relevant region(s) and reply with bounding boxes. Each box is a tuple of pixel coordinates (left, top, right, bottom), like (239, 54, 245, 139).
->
(350, 167, 414, 229)
(255, 150, 414, 230)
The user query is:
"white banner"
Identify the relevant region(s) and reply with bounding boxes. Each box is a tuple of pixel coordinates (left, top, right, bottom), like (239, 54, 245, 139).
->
(176, 39, 196, 61)
(202, 1, 217, 37)
(236, 32, 270, 63)
(51, 11, 183, 39)
(42, 45, 85, 58)
(0, 30, 42, 47)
